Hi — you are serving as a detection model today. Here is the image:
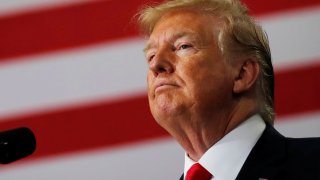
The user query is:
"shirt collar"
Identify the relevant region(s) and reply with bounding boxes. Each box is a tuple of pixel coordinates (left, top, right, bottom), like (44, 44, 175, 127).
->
(184, 114, 266, 180)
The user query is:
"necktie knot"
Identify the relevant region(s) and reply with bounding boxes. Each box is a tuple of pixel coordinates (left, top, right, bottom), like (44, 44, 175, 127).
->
(186, 163, 212, 180)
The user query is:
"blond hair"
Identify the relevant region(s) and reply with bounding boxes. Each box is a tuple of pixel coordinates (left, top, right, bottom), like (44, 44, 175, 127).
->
(137, 0, 275, 124)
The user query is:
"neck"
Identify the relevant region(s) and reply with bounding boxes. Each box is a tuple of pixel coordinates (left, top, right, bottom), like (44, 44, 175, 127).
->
(170, 99, 258, 161)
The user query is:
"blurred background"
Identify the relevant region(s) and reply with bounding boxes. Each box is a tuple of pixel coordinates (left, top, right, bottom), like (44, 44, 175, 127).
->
(0, 0, 319, 179)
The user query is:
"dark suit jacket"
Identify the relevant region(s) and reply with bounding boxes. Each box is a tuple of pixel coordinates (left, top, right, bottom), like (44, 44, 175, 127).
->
(180, 124, 320, 180)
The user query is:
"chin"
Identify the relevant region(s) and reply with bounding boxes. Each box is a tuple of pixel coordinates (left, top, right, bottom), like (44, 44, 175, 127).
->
(152, 113, 176, 131)
(152, 104, 185, 123)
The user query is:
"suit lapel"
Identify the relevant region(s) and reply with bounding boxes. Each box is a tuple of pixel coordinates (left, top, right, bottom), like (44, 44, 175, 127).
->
(179, 124, 287, 180)
(179, 174, 184, 180)
(236, 123, 287, 180)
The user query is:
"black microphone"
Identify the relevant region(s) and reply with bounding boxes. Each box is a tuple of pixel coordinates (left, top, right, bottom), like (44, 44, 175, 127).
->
(0, 127, 36, 164)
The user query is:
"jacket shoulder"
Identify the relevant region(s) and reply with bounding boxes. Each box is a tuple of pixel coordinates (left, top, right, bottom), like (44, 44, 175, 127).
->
(286, 137, 320, 164)
(237, 124, 320, 180)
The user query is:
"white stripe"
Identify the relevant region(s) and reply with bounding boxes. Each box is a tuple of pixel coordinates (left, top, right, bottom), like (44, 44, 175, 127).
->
(275, 111, 320, 138)
(0, 38, 148, 119)
(260, 6, 320, 70)
(0, 137, 184, 180)
(0, 112, 319, 180)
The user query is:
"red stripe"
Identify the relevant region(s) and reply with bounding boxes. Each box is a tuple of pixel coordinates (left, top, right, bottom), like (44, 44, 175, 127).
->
(0, 95, 167, 162)
(0, 61, 319, 163)
(275, 61, 320, 117)
(0, 0, 153, 61)
(0, 0, 319, 62)
(242, 0, 320, 16)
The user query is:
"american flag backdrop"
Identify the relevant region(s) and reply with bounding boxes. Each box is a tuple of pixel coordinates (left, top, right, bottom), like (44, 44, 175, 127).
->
(0, 0, 319, 179)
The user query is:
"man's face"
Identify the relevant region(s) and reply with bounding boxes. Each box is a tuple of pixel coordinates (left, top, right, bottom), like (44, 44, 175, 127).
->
(145, 10, 235, 129)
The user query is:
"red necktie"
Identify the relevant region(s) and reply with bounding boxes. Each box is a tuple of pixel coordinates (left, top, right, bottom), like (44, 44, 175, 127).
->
(186, 163, 212, 180)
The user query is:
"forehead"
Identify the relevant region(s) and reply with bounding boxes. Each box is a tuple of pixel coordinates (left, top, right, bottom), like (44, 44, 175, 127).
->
(145, 10, 219, 48)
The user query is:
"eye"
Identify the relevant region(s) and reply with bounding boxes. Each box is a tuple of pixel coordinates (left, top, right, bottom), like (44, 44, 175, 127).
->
(147, 54, 155, 63)
(175, 42, 197, 57)
(178, 44, 192, 50)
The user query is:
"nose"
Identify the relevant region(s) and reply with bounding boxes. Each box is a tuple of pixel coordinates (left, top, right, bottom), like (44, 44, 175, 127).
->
(149, 50, 174, 76)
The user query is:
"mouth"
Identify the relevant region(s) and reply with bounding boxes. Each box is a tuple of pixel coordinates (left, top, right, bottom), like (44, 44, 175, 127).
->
(154, 83, 179, 94)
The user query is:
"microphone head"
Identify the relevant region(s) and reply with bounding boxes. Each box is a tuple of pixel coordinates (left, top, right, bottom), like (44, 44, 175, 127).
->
(0, 127, 36, 164)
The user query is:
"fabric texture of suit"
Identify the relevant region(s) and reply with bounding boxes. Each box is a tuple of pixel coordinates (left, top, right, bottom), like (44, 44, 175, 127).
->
(180, 124, 320, 180)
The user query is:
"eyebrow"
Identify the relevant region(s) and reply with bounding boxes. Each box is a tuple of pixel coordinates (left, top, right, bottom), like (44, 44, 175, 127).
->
(143, 42, 153, 53)
(143, 31, 198, 53)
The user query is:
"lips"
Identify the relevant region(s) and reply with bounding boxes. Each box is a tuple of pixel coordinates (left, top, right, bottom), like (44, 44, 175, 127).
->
(154, 80, 179, 94)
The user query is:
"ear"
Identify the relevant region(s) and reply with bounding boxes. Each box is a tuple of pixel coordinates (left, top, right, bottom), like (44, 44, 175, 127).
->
(233, 59, 260, 94)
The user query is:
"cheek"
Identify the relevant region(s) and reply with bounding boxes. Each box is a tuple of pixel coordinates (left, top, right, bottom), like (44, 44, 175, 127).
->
(182, 60, 231, 98)
(147, 75, 157, 107)
(179, 57, 213, 86)
(147, 72, 153, 94)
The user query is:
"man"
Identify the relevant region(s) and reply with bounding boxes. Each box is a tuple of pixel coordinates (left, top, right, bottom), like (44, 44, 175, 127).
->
(137, 0, 320, 179)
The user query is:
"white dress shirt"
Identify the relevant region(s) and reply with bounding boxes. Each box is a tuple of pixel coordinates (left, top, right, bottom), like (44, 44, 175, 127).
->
(183, 114, 266, 180)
